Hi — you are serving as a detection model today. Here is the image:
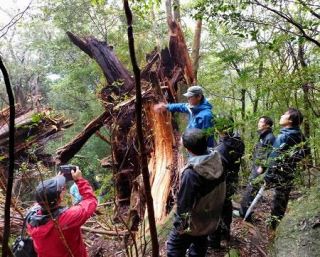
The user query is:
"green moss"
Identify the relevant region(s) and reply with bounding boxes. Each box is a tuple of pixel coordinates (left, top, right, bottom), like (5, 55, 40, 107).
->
(271, 186, 320, 257)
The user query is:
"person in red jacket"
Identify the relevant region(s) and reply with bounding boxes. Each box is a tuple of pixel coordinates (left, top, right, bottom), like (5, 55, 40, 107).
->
(27, 166, 97, 257)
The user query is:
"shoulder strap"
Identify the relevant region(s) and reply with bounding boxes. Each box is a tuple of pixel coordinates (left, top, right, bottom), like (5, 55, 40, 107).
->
(26, 206, 68, 229)
(21, 206, 41, 239)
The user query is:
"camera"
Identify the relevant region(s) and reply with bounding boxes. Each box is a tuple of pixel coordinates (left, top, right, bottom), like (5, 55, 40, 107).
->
(58, 165, 77, 181)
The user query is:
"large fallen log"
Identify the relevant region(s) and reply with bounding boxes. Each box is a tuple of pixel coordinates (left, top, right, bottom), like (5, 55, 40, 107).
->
(58, 19, 194, 225)
(55, 111, 109, 164)
(0, 106, 73, 237)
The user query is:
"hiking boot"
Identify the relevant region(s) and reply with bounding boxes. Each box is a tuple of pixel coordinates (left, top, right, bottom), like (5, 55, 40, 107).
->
(208, 234, 221, 249)
(208, 240, 221, 249)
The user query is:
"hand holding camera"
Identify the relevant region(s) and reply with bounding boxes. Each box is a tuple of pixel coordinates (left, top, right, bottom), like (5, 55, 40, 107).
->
(58, 165, 82, 181)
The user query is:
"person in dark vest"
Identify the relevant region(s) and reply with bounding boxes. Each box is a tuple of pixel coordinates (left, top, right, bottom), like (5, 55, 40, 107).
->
(166, 128, 225, 257)
(27, 167, 97, 257)
(154, 85, 214, 147)
(239, 116, 275, 220)
(264, 108, 310, 229)
(208, 115, 245, 248)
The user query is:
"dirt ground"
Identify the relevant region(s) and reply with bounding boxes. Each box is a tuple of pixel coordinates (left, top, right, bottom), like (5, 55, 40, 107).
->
(87, 189, 277, 257)
(206, 192, 274, 257)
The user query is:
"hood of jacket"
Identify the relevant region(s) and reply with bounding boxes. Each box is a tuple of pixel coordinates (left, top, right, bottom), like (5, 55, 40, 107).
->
(188, 98, 212, 114)
(185, 150, 223, 180)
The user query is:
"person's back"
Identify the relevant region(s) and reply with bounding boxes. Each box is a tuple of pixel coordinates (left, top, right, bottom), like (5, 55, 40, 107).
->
(215, 133, 245, 188)
(27, 167, 97, 257)
(208, 115, 244, 248)
(174, 150, 226, 235)
(167, 128, 225, 257)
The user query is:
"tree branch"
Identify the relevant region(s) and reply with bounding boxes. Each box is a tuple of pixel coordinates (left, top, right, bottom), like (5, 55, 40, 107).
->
(297, 0, 320, 20)
(251, 0, 320, 47)
(0, 56, 15, 257)
(0, 1, 32, 38)
(123, 1, 159, 256)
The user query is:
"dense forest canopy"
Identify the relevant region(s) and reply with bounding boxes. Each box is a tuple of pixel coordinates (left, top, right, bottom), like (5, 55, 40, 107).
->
(0, 0, 320, 256)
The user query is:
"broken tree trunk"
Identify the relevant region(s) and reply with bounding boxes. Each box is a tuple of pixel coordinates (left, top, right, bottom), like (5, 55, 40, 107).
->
(59, 18, 194, 225)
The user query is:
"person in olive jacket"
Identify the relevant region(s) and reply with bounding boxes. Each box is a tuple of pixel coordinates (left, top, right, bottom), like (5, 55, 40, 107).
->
(167, 128, 225, 257)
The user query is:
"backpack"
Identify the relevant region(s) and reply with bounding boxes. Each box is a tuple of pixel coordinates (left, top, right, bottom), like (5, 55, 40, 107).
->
(12, 206, 67, 257)
(187, 179, 226, 236)
(12, 207, 38, 257)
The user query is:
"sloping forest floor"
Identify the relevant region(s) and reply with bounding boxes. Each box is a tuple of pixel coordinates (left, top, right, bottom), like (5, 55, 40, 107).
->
(83, 189, 299, 257)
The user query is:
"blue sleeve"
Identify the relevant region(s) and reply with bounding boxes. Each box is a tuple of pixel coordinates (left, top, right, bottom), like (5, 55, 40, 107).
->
(167, 103, 189, 113)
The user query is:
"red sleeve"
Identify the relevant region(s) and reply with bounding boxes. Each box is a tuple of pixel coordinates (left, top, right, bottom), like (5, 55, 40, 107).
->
(59, 178, 97, 228)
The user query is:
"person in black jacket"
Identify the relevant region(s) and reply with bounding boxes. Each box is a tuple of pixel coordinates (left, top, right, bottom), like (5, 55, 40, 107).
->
(208, 115, 245, 248)
(264, 108, 309, 229)
(166, 128, 226, 257)
(239, 116, 275, 220)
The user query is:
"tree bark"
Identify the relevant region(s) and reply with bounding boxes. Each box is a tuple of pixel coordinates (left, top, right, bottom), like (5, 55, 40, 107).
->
(123, 1, 159, 256)
(191, 19, 202, 82)
(0, 56, 15, 257)
(55, 111, 109, 164)
(173, 0, 181, 22)
(64, 19, 194, 227)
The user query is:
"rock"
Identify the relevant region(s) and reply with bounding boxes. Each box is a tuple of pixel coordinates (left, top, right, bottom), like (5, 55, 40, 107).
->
(271, 186, 320, 257)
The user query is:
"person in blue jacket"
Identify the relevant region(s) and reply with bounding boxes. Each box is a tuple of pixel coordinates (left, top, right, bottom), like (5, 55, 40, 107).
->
(70, 182, 82, 204)
(154, 85, 214, 147)
(264, 108, 310, 229)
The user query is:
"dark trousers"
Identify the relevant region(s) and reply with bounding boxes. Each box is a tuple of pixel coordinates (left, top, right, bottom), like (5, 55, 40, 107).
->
(271, 186, 292, 220)
(239, 170, 261, 218)
(167, 228, 208, 257)
(239, 182, 260, 218)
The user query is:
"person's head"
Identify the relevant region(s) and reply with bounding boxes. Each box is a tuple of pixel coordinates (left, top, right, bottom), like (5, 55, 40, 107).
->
(183, 85, 204, 107)
(35, 175, 66, 210)
(279, 108, 303, 127)
(215, 114, 234, 136)
(258, 116, 273, 131)
(182, 128, 207, 155)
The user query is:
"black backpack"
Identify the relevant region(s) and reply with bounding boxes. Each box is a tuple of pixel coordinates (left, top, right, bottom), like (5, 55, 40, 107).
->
(12, 207, 38, 257)
(12, 206, 67, 257)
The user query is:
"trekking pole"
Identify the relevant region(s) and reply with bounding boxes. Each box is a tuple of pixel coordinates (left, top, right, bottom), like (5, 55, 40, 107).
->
(244, 183, 266, 221)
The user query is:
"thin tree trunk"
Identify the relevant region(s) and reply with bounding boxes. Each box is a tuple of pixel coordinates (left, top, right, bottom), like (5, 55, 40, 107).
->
(0, 57, 15, 257)
(165, 0, 172, 24)
(123, 1, 159, 257)
(191, 19, 202, 82)
(298, 42, 311, 138)
(241, 89, 246, 121)
(173, 0, 180, 22)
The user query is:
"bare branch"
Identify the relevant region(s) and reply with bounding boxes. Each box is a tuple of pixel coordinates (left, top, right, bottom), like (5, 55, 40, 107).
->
(251, 0, 320, 47)
(297, 0, 320, 20)
(0, 1, 32, 38)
